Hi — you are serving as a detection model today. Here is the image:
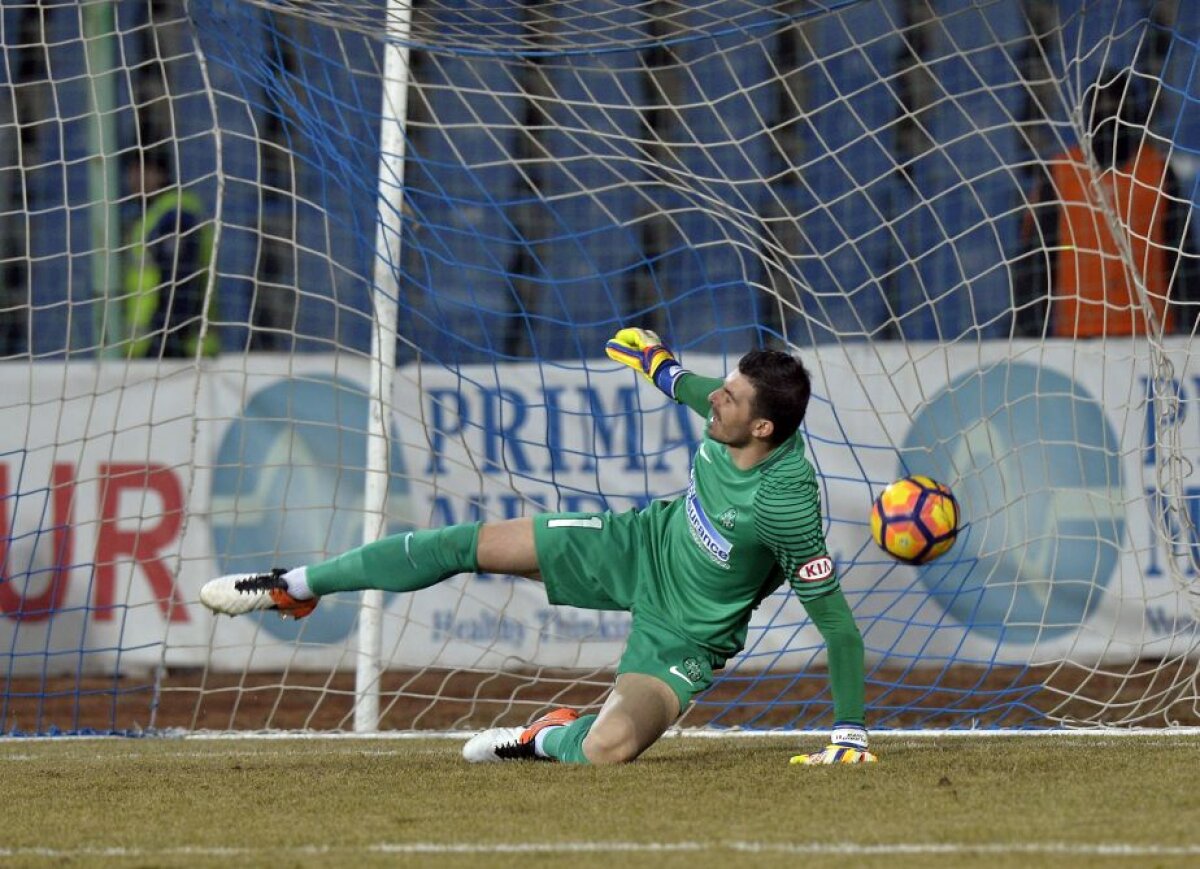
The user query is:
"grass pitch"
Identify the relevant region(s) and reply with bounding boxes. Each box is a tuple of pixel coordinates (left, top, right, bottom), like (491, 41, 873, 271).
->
(2, 733, 1198, 868)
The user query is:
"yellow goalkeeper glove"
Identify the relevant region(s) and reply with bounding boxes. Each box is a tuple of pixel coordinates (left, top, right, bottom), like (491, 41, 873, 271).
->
(605, 327, 685, 400)
(789, 725, 878, 765)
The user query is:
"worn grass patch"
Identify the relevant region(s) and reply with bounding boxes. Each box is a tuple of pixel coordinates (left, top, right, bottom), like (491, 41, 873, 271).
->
(2, 734, 1198, 868)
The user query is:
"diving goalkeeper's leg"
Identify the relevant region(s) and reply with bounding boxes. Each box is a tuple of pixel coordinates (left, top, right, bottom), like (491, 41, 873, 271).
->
(200, 519, 539, 618)
(462, 672, 679, 764)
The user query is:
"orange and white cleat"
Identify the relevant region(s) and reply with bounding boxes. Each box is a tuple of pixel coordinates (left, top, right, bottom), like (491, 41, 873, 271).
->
(461, 707, 580, 763)
(199, 569, 318, 620)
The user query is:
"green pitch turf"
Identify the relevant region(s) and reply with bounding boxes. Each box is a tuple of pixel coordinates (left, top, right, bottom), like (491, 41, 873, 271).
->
(1, 733, 1197, 868)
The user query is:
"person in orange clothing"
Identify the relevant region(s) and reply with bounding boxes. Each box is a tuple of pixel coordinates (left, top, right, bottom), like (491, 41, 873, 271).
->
(1014, 70, 1197, 338)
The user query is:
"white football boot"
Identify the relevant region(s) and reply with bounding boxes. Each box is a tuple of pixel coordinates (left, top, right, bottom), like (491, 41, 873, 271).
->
(462, 708, 580, 762)
(199, 569, 317, 619)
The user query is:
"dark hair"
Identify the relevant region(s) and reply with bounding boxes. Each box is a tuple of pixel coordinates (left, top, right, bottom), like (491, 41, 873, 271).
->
(737, 349, 811, 446)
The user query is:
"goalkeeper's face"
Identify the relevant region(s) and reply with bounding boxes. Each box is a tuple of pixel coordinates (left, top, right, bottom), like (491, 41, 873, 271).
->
(706, 371, 772, 448)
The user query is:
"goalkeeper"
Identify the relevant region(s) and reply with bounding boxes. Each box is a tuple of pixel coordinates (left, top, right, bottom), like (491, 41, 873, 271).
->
(200, 328, 874, 766)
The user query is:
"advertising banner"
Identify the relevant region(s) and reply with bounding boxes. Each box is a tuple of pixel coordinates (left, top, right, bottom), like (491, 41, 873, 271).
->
(2, 342, 1197, 674)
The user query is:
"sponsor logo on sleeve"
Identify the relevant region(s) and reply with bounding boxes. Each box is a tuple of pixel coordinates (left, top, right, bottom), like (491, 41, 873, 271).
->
(795, 555, 834, 583)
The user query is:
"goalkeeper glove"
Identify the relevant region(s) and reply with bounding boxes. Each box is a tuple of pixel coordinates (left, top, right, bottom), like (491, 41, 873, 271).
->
(789, 724, 877, 766)
(605, 327, 685, 401)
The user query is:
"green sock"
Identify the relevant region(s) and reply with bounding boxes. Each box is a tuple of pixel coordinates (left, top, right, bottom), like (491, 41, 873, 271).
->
(802, 589, 866, 727)
(540, 714, 597, 764)
(306, 524, 480, 596)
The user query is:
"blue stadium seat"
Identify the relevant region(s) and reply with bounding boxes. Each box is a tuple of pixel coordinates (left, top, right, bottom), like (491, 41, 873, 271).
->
(523, 38, 647, 360)
(395, 1, 526, 366)
(911, 0, 1027, 341)
(647, 3, 777, 358)
(789, 0, 901, 344)
(193, 7, 275, 352)
(26, 4, 93, 356)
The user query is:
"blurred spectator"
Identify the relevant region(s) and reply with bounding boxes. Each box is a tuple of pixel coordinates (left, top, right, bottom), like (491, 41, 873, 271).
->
(118, 147, 217, 358)
(1014, 70, 1198, 338)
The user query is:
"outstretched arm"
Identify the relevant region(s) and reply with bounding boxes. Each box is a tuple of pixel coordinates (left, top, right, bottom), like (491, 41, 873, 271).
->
(753, 474, 872, 764)
(673, 372, 722, 418)
(791, 590, 872, 765)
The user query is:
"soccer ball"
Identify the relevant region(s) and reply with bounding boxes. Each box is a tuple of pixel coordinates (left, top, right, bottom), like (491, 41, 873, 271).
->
(869, 475, 960, 564)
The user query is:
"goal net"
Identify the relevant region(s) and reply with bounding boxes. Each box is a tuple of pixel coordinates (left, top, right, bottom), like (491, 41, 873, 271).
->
(2, 0, 1198, 734)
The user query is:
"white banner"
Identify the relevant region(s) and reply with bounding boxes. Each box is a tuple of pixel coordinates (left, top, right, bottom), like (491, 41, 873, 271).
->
(2, 342, 1197, 675)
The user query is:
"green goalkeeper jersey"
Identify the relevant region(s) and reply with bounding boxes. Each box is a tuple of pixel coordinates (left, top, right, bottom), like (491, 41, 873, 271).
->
(636, 372, 839, 659)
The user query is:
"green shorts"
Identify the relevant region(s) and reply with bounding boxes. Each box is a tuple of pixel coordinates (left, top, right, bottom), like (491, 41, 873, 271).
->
(533, 510, 720, 712)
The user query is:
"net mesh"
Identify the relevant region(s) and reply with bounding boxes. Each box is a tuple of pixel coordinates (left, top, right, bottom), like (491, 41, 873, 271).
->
(1, 0, 1199, 734)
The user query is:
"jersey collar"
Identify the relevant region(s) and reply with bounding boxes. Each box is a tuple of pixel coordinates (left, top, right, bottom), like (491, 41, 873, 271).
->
(709, 431, 802, 474)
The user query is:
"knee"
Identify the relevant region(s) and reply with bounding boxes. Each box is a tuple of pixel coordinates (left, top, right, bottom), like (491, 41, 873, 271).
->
(581, 719, 642, 765)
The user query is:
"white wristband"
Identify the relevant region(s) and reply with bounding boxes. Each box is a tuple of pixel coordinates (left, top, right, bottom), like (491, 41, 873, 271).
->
(831, 726, 868, 750)
(662, 364, 687, 401)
